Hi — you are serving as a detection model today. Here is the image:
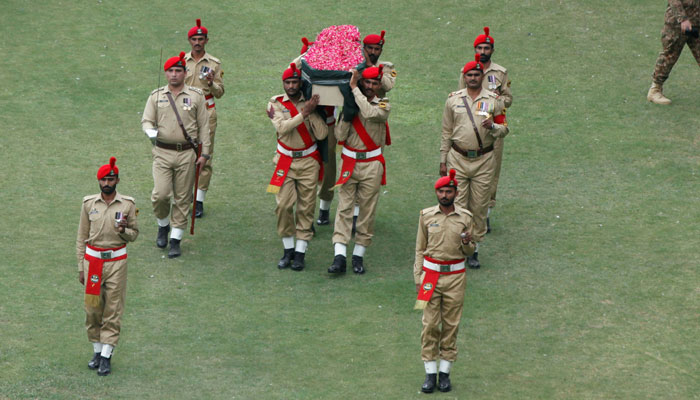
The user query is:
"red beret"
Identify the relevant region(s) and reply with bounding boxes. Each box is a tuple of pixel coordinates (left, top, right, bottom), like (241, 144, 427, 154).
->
(363, 30, 386, 45)
(473, 26, 494, 48)
(462, 54, 485, 74)
(164, 51, 186, 71)
(188, 18, 208, 38)
(97, 157, 119, 180)
(435, 169, 458, 189)
(300, 37, 314, 55)
(362, 64, 384, 80)
(282, 63, 301, 81)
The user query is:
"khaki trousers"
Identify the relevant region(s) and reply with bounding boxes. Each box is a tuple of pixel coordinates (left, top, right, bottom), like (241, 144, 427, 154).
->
(446, 148, 495, 242)
(488, 137, 504, 209)
(332, 160, 383, 247)
(151, 146, 196, 229)
(198, 108, 217, 191)
(83, 258, 128, 346)
(275, 156, 319, 242)
(317, 126, 337, 202)
(420, 271, 467, 362)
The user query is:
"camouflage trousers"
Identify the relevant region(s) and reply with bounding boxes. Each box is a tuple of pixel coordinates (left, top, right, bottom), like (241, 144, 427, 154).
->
(652, 23, 700, 84)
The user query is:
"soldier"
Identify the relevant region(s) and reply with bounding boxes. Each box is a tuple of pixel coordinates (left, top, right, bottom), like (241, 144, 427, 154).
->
(459, 27, 513, 233)
(440, 54, 508, 269)
(647, 0, 700, 104)
(184, 19, 225, 217)
(328, 66, 390, 275)
(267, 64, 327, 271)
(76, 157, 139, 376)
(414, 169, 475, 393)
(314, 30, 398, 228)
(142, 52, 210, 258)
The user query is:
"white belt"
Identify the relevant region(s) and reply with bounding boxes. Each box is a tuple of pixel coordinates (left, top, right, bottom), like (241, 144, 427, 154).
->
(342, 146, 382, 160)
(423, 259, 465, 273)
(206, 97, 215, 108)
(277, 143, 317, 158)
(86, 246, 127, 260)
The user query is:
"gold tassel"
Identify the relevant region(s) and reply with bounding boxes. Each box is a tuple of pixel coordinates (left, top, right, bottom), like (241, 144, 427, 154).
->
(267, 184, 280, 194)
(414, 300, 427, 310)
(85, 294, 101, 308)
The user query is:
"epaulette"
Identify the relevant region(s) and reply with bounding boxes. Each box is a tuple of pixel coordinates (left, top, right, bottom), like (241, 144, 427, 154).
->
(455, 205, 473, 217)
(380, 61, 394, 68)
(120, 195, 136, 203)
(272, 94, 285, 103)
(208, 55, 221, 64)
(421, 205, 439, 216)
(188, 86, 204, 95)
(490, 62, 507, 73)
(151, 86, 166, 95)
(448, 89, 464, 98)
(83, 194, 99, 203)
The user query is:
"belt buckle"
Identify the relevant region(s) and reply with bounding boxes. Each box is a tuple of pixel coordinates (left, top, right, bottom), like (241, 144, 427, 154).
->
(100, 251, 112, 260)
(292, 151, 304, 158)
(176, 143, 183, 151)
(467, 150, 478, 158)
(440, 265, 450, 272)
(356, 152, 367, 160)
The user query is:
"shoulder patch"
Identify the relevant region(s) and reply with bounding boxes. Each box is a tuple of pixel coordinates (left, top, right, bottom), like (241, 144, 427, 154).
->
(188, 86, 204, 95)
(378, 101, 388, 109)
(390, 70, 397, 77)
(220, 70, 224, 78)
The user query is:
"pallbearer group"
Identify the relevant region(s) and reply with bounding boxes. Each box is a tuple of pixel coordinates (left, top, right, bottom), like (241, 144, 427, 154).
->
(75, 19, 513, 394)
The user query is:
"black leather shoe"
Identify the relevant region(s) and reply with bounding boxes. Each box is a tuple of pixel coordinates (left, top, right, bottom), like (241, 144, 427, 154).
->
(278, 248, 294, 269)
(156, 225, 170, 248)
(421, 373, 437, 393)
(467, 252, 480, 269)
(351, 215, 358, 235)
(486, 216, 491, 234)
(352, 255, 365, 274)
(168, 239, 181, 258)
(328, 255, 347, 274)
(291, 251, 305, 271)
(88, 352, 100, 370)
(195, 201, 204, 218)
(317, 209, 330, 225)
(438, 372, 451, 392)
(97, 356, 111, 376)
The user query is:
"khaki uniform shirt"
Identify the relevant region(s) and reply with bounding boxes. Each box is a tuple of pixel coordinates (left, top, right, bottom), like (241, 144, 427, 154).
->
(413, 205, 475, 284)
(184, 51, 225, 100)
(76, 192, 139, 271)
(440, 88, 508, 163)
(667, 0, 700, 24)
(376, 61, 397, 98)
(458, 62, 512, 108)
(267, 93, 328, 148)
(141, 86, 212, 155)
(335, 87, 390, 148)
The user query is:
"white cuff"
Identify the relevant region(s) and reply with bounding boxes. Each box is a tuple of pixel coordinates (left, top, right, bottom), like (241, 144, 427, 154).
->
(196, 189, 207, 202)
(92, 342, 103, 353)
(320, 200, 331, 211)
(282, 237, 295, 249)
(295, 239, 308, 253)
(424, 361, 438, 374)
(352, 244, 366, 257)
(157, 218, 170, 227)
(439, 359, 452, 374)
(334, 243, 347, 257)
(171, 228, 184, 240)
(101, 344, 114, 358)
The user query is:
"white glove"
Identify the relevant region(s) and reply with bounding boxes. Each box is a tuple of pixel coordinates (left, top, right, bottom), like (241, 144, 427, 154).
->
(144, 129, 158, 144)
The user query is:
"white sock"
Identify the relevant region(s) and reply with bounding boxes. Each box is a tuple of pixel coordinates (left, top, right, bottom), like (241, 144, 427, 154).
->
(424, 361, 438, 374)
(439, 359, 452, 374)
(352, 244, 366, 257)
(157, 218, 170, 227)
(100, 344, 113, 358)
(320, 200, 331, 211)
(196, 189, 207, 202)
(475, 243, 480, 253)
(295, 239, 308, 253)
(334, 243, 347, 257)
(171, 227, 184, 240)
(487, 207, 492, 217)
(92, 342, 103, 353)
(282, 237, 295, 249)
(353, 205, 360, 217)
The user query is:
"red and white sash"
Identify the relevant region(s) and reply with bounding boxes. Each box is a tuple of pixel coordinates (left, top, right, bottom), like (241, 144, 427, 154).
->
(414, 256, 465, 310)
(333, 116, 387, 188)
(84, 244, 127, 308)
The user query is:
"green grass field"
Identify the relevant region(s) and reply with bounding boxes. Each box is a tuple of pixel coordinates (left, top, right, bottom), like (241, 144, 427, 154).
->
(1, 0, 698, 398)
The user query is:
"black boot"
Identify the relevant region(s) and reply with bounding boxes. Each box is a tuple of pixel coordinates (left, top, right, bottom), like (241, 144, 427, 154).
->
(486, 216, 491, 234)
(351, 215, 358, 235)
(328, 255, 347, 274)
(316, 209, 330, 225)
(438, 372, 452, 392)
(278, 248, 294, 269)
(168, 239, 181, 258)
(97, 356, 111, 376)
(291, 251, 305, 271)
(352, 255, 365, 274)
(467, 251, 480, 269)
(195, 201, 204, 218)
(421, 373, 437, 393)
(88, 352, 101, 370)
(156, 225, 170, 248)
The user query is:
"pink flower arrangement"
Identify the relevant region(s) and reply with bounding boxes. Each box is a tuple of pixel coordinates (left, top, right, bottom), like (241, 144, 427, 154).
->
(305, 25, 364, 71)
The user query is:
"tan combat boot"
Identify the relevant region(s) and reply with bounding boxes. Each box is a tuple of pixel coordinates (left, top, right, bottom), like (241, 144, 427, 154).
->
(647, 82, 671, 105)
